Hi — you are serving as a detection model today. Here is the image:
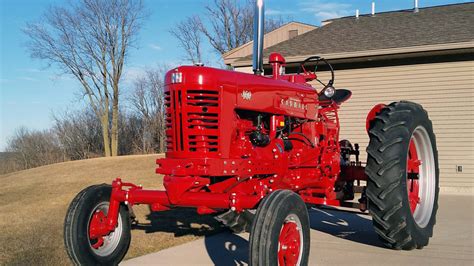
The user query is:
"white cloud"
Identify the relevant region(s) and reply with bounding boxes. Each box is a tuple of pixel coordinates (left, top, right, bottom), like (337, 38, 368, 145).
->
(18, 68, 43, 73)
(299, 0, 352, 22)
(149, 44, 162, 51)
(122, 66, 147, 84)
(266, 9, 295, 16)
(49, 74, 74, 82)
(19, 77, 38, 81)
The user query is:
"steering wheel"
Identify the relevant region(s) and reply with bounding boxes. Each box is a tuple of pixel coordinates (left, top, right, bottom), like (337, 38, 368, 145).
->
(300, 56, 335, 90)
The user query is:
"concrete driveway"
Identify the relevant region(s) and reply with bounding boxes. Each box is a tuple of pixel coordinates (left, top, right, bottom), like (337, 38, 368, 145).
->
(122, 195, 473, 265)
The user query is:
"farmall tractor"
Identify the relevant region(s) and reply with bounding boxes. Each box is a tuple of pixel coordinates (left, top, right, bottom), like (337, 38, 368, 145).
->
(64, 1, 439, 265)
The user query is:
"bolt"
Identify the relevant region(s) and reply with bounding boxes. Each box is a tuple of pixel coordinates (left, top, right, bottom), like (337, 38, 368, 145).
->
(296, 176, 300, 179)
(272, 148, 277, 153)
(232, 161, 235, 165)
(282, 245, 287, 250)
(248, 169, 252, 172)
(224, 170, 228, 174)
(231, 207, 236, 211)
(248, 161, 252, 164)
(125, 201, 128, 205)
(295, 185, 299, 189)
(273, 174, 278, 178)
(269, 179, 274, 183)
(194, 181, 200, 185)
(231, 170, 235, 174)
(296, 153, 300, 157)
(274, 155, 279, 159)
(224, 161, 227, 165)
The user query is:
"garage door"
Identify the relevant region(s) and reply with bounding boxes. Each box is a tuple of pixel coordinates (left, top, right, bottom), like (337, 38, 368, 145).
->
(311, 60, 474, 192)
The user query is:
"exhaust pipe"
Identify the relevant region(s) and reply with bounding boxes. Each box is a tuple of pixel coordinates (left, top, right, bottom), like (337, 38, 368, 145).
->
(253, 0, 264, 75)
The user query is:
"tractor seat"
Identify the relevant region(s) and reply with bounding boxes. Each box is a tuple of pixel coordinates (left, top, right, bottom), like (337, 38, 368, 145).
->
(319, 89, 352, 104)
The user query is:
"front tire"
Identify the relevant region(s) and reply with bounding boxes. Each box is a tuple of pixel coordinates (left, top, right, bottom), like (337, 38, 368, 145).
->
(366, 101, 439, 250)
(64, 184, 131, 265)
(249, 190, 310, 266)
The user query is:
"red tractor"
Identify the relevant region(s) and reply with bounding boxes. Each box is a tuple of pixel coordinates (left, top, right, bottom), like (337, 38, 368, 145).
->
(64, 1, 439, 265)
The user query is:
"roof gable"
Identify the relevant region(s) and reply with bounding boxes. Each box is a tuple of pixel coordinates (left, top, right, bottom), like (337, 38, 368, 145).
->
(223, 21, 317, 65)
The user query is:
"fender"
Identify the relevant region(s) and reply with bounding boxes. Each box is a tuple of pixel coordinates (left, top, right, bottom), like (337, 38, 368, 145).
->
(366, 103, 387, 132)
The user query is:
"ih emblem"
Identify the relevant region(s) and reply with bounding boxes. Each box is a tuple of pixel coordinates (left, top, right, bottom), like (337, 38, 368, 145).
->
(241, 90, 252, 100)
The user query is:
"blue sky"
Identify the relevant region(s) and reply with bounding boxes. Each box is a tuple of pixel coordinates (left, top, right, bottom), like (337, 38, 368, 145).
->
(0, 0, 470, 151)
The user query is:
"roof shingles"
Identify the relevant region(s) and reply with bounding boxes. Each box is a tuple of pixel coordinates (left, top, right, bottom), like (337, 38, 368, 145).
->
(237, 3, 474, 62)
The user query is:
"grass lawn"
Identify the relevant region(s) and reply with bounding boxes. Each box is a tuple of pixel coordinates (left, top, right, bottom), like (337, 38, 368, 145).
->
(0, 154, 223, 265)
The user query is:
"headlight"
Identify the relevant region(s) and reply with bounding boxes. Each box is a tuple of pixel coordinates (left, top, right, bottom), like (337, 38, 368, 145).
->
(324, 86, 335, 98)
(171, 72, 182, 83)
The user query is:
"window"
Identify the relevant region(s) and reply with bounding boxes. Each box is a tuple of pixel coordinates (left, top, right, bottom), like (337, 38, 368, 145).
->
(288, 30, 298, 39)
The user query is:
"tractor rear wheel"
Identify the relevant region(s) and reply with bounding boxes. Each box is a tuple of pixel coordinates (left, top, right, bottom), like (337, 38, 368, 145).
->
(366, 101, 439, 250)
(249, 190, 310, 266)
(64, 184, 131, 265)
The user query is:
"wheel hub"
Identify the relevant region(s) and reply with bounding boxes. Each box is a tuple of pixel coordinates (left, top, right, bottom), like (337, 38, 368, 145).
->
(89, 210, 107, 249)
(407, 140, 421, 214)
(278, 219, 301, 266)
(87, 202, 123, 256)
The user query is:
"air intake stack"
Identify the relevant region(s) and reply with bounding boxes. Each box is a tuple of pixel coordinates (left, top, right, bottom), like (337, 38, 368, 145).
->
(252, 0, 265, 75)
(414, 0, 420, 13)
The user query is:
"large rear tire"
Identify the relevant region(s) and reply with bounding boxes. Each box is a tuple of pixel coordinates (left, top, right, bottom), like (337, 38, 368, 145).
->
(366, 101, 439, 250)
(64, 184, 131, 265)
(249, 190, 310, 266)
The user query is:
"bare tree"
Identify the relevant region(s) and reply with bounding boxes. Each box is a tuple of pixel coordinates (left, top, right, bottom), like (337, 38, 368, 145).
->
(53, 108, 104, 160)
(169, 16, 203, 64)
(23, 0, 145, 157)
(5, 127, 64, 170)
(129, 66, 167, 153)
(196, 0, 285, 55)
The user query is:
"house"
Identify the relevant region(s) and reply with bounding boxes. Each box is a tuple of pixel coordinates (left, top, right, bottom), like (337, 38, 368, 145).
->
(223, 21, 317, 66)
(225, 3, 474, 192)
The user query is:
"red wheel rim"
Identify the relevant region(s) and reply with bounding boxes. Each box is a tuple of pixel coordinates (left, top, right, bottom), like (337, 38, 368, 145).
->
(278, 217, 302, 266)
(407, 139, 421, 214)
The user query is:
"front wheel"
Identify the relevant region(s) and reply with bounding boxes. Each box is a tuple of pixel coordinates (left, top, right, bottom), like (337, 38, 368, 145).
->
(64, 184, 131, 265)
(249, 190, 310, 266)
(366, 101, 439, 250)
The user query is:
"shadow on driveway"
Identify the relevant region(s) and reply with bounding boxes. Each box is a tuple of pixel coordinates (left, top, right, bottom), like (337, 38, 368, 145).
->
(308, 207, 384, 248)
(131, 207, 224, 237)
(205, 232, 249, 266)
(201, 207, 384, 265)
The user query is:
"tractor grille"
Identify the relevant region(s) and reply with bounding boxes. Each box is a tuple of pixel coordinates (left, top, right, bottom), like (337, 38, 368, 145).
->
(164, 91, 173, 151)
(165, 88, 220, 153)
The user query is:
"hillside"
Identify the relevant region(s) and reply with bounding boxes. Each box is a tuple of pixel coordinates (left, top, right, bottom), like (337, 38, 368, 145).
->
(0, 155, 221, 265)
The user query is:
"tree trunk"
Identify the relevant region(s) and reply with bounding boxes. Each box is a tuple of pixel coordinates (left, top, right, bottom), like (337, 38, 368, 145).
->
(100, 114, 112, 157)
(111, 87, 119, 156)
